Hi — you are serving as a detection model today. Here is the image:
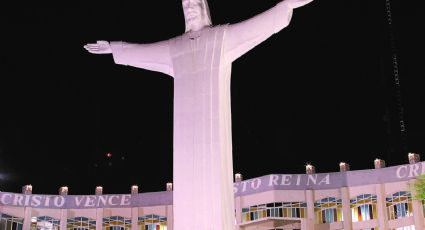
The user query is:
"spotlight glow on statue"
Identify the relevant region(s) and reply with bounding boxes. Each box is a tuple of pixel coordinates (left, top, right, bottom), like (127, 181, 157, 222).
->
(84, 0, 313, 229)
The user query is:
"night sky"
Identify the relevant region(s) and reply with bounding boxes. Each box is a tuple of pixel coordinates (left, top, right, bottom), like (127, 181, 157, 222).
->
(0, 0, 424, 195)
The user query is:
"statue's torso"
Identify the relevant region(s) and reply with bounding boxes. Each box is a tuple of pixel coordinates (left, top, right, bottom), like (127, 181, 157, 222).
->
(169, 25, 227, 79)
(170, 24, 235, 230)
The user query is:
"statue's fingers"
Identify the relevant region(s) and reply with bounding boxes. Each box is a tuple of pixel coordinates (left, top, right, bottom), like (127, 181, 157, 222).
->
(84, 47, 100, 53)
(85, 44, 100, 48)
(85, 46, 101, 51)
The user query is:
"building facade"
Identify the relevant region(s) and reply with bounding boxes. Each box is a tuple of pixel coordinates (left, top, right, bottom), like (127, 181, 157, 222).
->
(1, 154, 424, 230)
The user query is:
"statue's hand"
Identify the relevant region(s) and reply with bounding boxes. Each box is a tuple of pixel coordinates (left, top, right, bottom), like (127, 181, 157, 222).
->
(84, 41, 112, 54)
(286, 0, 314, 8)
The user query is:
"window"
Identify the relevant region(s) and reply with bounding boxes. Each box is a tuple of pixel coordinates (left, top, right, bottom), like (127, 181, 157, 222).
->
(103, 216, 131, 230)
(0, 214, 23, 230)
(314, 197, 343, 224)
(241, 201, 307, 222)
(138, 215, 167, 230)
(386, 191, 413, 220)
(350, 194, 378, 222)
(30, 216, 60, 230)
(67, 217, 96, 230)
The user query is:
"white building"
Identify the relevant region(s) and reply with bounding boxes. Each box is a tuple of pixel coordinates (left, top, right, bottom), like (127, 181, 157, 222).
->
(0, 153, 424, 230)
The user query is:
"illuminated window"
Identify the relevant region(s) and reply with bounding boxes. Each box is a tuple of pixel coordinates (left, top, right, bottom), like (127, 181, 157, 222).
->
(241, 201, 307, 222)
(138, 215, 167, 230)
(390, 226, 415, 230)
(350, 194, 378, 222)
(67, 217, 96, 230)
(386, 191, 413, 220)
(0, 213, 24, 230)
(30, 216, 60, 230)
(102, 216, 131, 230)
(314, 197, 343, 224)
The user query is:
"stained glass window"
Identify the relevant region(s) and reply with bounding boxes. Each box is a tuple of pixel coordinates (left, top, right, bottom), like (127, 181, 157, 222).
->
(314, 197, 343, 224)
(30, 216, 60, 230)
(386, 191, 413, 220)
(66, 217, 96, 230)
(102, 216, 131, 230)
(241, 201, 307, 223)
(350, 194, 378, 222)
(0, 213, 23, 230)
(137, 215, 167, 230)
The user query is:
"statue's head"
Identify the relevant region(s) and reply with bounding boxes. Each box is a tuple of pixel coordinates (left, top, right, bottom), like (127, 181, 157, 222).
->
(182, 0, 212, 32)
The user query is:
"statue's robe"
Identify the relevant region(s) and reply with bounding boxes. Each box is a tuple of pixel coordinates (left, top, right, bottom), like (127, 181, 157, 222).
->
(110, 2, 295, 229)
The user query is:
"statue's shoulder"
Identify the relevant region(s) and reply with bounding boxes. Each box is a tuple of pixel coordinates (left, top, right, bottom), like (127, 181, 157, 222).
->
(170, 24, 230, 43)
(214, 24, 230, 28)
(213, 24, 230, 31)
(206, 24, 230, 35)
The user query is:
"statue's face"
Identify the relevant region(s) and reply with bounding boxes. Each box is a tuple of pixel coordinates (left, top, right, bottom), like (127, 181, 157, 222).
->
(182, 0, 211, 32)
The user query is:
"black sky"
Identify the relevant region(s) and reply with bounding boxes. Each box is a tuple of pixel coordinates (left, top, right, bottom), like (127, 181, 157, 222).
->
(0, 0, 424, 195)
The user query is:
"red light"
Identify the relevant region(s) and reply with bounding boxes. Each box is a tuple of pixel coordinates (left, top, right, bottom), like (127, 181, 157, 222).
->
(107, 153, 112, 157)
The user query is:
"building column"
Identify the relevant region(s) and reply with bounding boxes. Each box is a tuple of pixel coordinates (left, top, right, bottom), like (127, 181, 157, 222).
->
(340, 187, 352, 230)
(60, 209, 68, 230)
(96, 208, 104, 230)
(22, 185, 33, 230)
(166, 205, 173, 230)
(375, 183, 389, 230)
(22, 207, 32, 230)
(234, 196, 241, 230)
(59, 187, 69, 230)
(131, 207, 138, 230)
(305, 190, 316, 230)
(409, 179, 425, 230)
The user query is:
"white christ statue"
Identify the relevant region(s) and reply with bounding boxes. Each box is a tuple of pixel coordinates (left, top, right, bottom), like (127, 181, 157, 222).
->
(84, 0, 313, 229)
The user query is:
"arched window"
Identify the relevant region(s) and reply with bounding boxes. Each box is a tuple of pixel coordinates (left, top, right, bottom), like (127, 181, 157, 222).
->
(0, 213, 23, 230)
(386, 191, 413, 220)
(138, 215, 167, 230)
(67, 217, 96, 230)
(314, 197, 343, 224)
(30, 216, 60, 230)
(241, 201, 307, 222)
(350, 194, 378, 222)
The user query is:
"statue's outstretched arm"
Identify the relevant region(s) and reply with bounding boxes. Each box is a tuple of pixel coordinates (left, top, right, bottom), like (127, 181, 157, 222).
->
(84, 40, 174, 77)
(224, 0, 313, 64)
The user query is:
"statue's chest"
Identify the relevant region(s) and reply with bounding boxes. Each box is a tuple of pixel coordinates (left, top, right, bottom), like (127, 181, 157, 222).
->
(169, 26, 226, 77)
